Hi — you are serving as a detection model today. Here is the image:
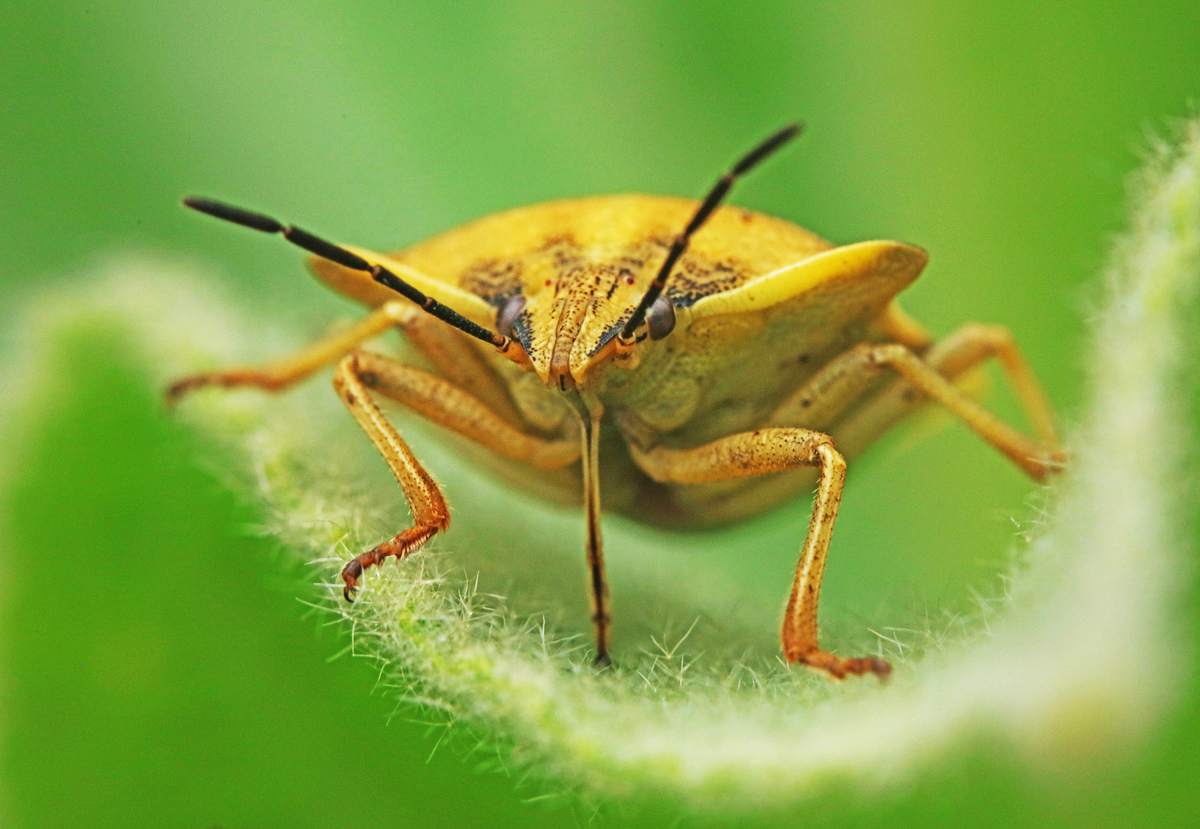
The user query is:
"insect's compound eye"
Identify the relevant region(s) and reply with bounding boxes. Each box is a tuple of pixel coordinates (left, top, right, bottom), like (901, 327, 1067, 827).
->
(496, 293, 526, 339)
(646, 294, 676, 340)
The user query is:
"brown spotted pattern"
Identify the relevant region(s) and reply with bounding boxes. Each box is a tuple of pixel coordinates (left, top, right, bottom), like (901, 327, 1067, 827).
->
(388, 195, 833, 384)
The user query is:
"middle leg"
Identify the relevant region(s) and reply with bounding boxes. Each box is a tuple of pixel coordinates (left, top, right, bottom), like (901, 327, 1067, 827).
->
(770, 325, 1063, 480)
(166, 298, 524, 426)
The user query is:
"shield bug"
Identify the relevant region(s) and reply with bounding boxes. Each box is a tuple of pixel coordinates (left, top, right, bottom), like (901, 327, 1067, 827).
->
(169, 123, 1063, 679)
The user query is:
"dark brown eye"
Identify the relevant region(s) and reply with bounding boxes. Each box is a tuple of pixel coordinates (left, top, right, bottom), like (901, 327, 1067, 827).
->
(646, 294, 676, 340)
(492, 295, 525, 340)
(496, 294, 526, 339)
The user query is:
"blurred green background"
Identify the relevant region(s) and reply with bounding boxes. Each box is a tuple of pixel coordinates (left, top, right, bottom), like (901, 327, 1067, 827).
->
(2, 1, 1198, 826)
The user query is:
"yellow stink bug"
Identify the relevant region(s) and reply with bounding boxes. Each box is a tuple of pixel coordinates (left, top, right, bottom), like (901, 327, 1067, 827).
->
(169, 124, 1063, 679)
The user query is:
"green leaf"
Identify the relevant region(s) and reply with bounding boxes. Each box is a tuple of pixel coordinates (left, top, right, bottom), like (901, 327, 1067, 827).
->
(4, 120, 1198, 815)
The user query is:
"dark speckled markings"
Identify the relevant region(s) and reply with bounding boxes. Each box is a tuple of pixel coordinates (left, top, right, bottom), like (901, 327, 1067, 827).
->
(459, 258, 524, 305)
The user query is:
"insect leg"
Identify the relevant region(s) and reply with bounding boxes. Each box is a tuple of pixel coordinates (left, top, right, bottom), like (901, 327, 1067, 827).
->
(917, 323, 1058, 445)
(873, 300, 935, 352)
(630, 429, 890, 680)
(166, 299, 523, 424)
(334, 355, 450, 601)
(666, 325, 1061, 525)
(347, 350, 579, 470)
(166, 300, 420, 404)
(831, 330, 1063, 480)
(384, 311, 525, 425)
(767, 342, 888, 432)
(335, 350, 580, 600)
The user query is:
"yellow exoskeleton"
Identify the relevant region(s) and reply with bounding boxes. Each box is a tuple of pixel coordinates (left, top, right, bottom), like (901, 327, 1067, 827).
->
(170, 124, 1063, 678)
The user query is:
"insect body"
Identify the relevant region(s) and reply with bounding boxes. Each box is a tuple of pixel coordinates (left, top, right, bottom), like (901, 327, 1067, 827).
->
(170, 125, 1063, 678)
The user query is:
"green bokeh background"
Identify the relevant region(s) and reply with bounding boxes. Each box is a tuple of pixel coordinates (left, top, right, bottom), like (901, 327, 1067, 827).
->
(2, 2, 1198, 826)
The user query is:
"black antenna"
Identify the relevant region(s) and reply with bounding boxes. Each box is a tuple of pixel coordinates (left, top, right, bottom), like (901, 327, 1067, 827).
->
(182, 197, 510, 349)
(619, 122, 803, 341)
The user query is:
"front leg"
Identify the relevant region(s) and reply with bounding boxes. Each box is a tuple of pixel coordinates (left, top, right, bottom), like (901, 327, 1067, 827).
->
(631, 429, 890, 680)
(333, 350, 580, 598)
(333, 355, 451, 600)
